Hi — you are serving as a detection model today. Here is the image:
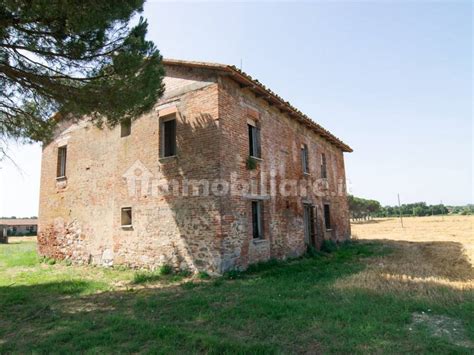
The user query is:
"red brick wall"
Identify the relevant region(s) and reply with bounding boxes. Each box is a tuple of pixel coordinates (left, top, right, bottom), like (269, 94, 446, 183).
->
(38, 64, 350, 273)
(38, 66, 225, 273)
(217, 75, 350, 270)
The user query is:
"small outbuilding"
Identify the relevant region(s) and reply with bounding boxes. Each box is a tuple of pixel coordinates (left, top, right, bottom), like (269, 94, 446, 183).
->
(0, 219, 38, 243)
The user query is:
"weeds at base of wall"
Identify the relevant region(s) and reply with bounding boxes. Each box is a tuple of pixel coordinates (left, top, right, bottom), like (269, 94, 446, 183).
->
(159, 264, 172, 275)
(39, 256, 76, 267)
(221, 240, 356, 280)
(132, 264, 191, 285)
(40, 256, 56, 265)
(321, 240, 338, 253)
(223, 254, 312, 280)
(305, 245, 323, 258)
(113, 265, 133, 272)
(198, 271, 210, 280)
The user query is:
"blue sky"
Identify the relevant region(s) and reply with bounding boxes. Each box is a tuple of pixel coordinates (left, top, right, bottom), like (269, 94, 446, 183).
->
(0, 0, 472, 217)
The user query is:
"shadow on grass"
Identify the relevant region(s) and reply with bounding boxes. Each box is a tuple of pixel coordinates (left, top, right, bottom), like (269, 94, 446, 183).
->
(0, 241, 472, 353)
(0, 280, 106, 307)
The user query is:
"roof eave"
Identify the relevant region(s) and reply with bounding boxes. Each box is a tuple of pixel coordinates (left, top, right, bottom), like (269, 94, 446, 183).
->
(163, 59, 353, 153)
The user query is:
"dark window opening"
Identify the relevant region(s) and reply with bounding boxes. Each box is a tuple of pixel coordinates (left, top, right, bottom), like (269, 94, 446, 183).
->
(162, 118, 177, 157)
(324, 204, 331, 230)
(248, 124, 261, 158)
(301, 144, 309, 173)
(321, 153, 327, 179)
(304, 204, 316, 247)
(121, 118, 131, 137)
(251, 201, 263, 239)
(57, 146, 67, 178)
(121, 207, 132, 227)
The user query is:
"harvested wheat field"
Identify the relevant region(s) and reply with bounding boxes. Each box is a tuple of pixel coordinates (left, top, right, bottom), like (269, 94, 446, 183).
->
(352, 215, 473, 262)
(348, 215, 473, 300)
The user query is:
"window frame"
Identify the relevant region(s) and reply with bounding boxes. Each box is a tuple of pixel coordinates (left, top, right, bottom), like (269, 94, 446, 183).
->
(321, 153, 327, 179)
(301, 144, 309, 174)
(121, 207, 133, 228)
(323, 204, 332, 231)
(251, 200, 263, 239)
(120, 117, 131, 137)
(248, 123, 261, 159)
(160, 114, 177, 158)
(56, 145, 67, 179)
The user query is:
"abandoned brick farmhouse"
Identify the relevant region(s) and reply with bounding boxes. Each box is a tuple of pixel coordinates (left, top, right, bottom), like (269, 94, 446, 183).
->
(38, 59, 352, 273)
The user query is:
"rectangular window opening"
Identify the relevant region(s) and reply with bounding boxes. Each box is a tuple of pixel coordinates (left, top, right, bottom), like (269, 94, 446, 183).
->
(301, 144, 309, 173)
(56, 146, 67, 178)
(251, 201, 263, 239)
(121, 207, 132, 227)
(304, 204, 316, 246)
(161, 117, 177, 157)
(324, 204, 331, 230)
(321, 153, 327, 179)
(248, 124, 261, 158)
(121, 118, 131, 137)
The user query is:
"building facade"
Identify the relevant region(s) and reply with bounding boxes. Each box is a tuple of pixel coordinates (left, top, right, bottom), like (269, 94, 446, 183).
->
(0, 219, 38, 243)
(38, 60, 352, 273)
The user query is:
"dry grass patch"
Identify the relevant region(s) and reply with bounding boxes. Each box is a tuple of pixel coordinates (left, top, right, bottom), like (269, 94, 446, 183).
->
(351, 215, 473, 262)
(337, 216, 473, 303)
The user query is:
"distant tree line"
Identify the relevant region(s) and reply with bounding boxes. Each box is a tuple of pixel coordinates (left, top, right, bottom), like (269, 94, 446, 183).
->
(380, 202, 449, 217)
(348, 195, 473, 220)
(445, 205, 474, 216)
(0, 216, 38, 219)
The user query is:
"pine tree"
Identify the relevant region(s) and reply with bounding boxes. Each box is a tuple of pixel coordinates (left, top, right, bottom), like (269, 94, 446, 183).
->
(0, 0, 165, 144)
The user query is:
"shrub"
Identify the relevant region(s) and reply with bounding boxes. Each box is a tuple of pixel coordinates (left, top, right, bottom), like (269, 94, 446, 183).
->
(321, 239, 338, 253)
(305, 245, 321, 258)
(246, 156, 258, 170)
(41, 257, 56, 265)
(198, 271, 210, 280)
(158, 264, 173, 275)
(132, 271, 161, 285)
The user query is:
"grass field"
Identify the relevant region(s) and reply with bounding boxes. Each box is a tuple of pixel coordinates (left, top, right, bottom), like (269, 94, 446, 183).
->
(0, 216, 472, 353)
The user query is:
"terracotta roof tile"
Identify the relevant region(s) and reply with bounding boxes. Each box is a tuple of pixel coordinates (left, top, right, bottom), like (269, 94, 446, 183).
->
(0, 219, 38, 226)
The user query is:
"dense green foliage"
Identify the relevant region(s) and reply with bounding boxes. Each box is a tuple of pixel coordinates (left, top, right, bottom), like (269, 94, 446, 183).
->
(0, 0, 164, 144)
(448, 204, 474, 215)
(347, 195, 382, 219)
(348, 195, 471, 218)
(1, 240, 472, 353)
